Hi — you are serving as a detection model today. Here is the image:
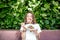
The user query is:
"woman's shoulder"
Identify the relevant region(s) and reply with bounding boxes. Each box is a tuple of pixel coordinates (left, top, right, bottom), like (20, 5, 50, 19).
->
(34, 23, 40, 28)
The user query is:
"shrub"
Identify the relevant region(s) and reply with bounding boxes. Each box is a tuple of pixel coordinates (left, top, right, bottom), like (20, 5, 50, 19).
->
(0, 0, 60, 30)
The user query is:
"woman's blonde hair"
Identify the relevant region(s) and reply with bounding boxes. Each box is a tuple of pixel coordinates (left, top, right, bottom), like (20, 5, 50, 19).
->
(24, 11, 36, 24)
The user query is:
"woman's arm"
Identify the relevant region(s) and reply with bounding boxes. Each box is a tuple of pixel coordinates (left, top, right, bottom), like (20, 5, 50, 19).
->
(34, 24, 41, 39)
(36, 24, 41, 39)
(20, 22, 27, 32)
(32, 29, 40, 40)
(20, 22, 26, 40)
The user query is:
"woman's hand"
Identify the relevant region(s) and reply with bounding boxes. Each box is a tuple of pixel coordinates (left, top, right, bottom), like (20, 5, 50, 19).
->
(21, 22, 27, 32)
(21, 22, 25, 27)
(29, 28, 34, 32)
(31, 29, 38, 36)
(30, 29, 37, 32)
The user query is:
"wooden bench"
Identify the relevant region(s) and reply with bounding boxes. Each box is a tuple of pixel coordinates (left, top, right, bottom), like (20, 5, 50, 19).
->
(0, 30, 60, 40)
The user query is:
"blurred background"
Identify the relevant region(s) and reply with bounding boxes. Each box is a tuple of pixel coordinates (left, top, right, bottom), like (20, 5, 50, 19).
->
(0, 0, 60, 30)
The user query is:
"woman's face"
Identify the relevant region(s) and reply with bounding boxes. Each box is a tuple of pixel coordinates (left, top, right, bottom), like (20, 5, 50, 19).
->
(26, 13, 33, 23)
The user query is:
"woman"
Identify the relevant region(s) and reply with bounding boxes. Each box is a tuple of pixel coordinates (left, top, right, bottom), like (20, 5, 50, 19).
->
(20, 12, 41, 40)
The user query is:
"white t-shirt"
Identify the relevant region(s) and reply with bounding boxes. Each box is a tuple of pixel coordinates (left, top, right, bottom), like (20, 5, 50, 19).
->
(20, 24, 41, 40)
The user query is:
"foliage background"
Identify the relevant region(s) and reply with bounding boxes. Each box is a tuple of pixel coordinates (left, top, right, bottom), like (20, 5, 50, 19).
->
(0, 0, 60, 30)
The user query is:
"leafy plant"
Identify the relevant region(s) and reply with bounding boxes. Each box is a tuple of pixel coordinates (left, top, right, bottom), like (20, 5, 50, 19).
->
(0, 0, 60, 30)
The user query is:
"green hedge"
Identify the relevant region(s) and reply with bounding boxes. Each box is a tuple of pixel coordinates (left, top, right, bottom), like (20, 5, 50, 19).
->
(0, 0, 60, 30)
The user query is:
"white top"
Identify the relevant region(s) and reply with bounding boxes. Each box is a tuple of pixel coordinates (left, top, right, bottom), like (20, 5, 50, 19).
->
(20, 24, 41, 40)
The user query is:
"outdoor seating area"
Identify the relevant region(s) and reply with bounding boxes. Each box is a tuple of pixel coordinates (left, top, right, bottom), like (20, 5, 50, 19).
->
(0, 30, 60, 40)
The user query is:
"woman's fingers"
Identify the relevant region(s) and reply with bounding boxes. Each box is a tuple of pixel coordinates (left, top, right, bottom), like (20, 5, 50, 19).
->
(30, 29, 35, 32)
(21, 23, 25, 27)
